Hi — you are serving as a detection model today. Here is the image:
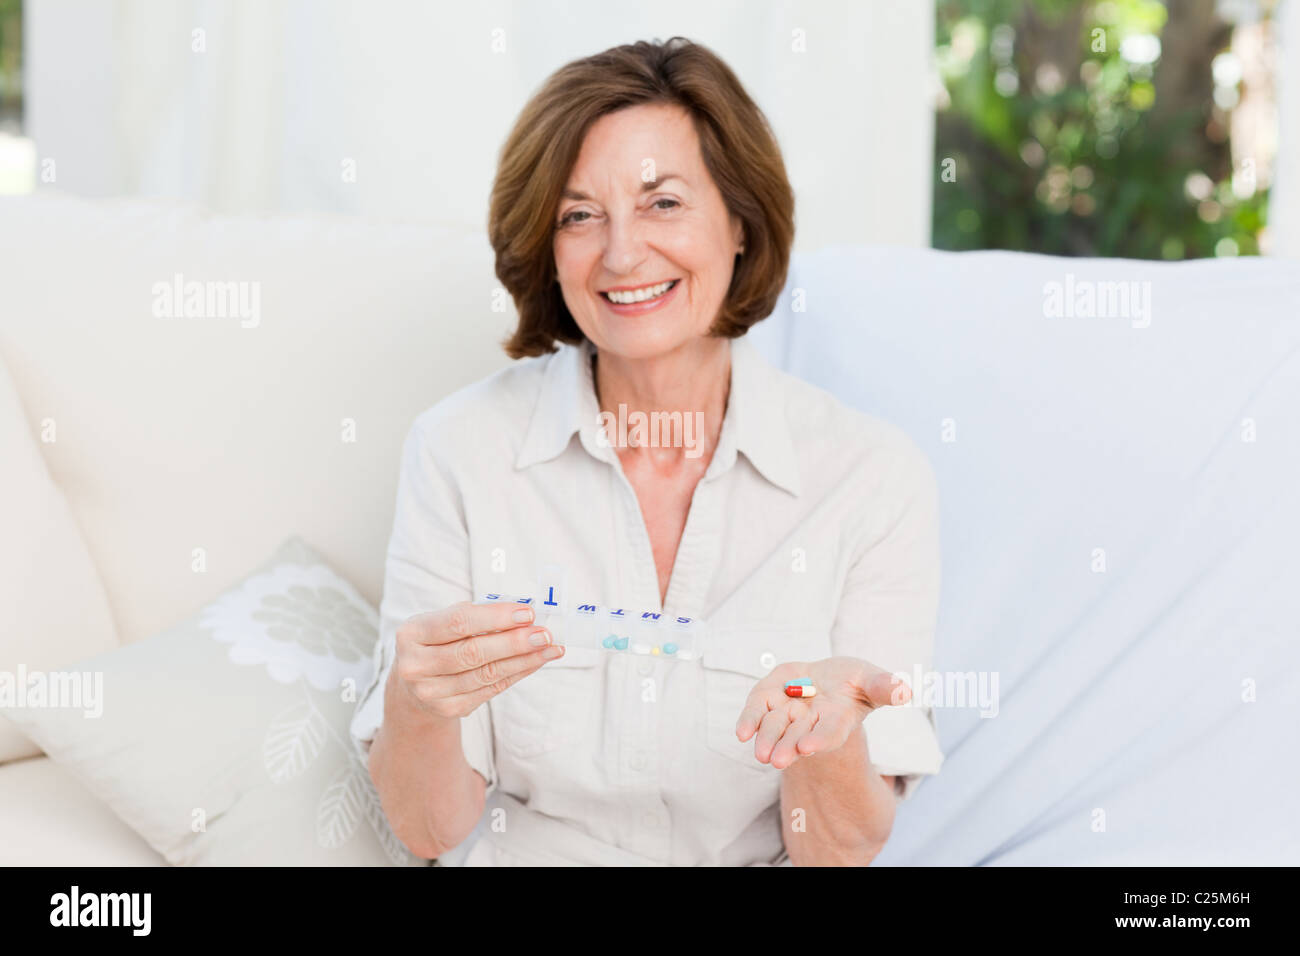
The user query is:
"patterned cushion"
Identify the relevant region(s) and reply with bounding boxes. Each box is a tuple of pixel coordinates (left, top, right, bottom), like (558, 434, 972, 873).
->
(0, 537, 423, 866)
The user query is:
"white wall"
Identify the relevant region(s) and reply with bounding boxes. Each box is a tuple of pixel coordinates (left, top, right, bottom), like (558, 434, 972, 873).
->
(24, 0, 936, 251)
(1272, 0, 1300, 258)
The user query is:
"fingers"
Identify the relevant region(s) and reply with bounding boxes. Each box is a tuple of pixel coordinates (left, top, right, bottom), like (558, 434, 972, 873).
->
(769, 706, 816, 769)
(428, 641, 565, 697)
(751, 707, 793, 764)
(736, 685, 782, 742)
(884, 672, 913, 706)
(856, 662, 912, 710)
(795, 707, 849, 755)
(403, 644, 565, 718)
(430, 623, 554, 676)
(392, 602, 562, 720)
(447, 649, 563, 711)
(401, 601, 537, 647)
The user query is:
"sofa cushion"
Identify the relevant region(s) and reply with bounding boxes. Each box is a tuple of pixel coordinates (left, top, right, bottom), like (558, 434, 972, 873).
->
(0, 351, 119, 762)
(0, 537, 425, 866)
(0, 194, 514, 645)
(0, 757, 162, 865)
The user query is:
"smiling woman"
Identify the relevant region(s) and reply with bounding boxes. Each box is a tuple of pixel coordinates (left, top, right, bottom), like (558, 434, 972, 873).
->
(353, 36, 944, 867)
(489, 38, 794, 359)
(551, 102, 749, 368)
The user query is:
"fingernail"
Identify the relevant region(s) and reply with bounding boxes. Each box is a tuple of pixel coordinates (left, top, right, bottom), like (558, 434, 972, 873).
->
(513, 608, 534, 623)
(543, 644, 564, 659)
(529, 628, 551, 647)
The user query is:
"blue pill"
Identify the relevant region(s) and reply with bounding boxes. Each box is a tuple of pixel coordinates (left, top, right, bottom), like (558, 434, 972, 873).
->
(663, 643, 678, 655)
(614, 636, 629, 651)
(784, 678, 813, 687)
(602, 635, 616, 649)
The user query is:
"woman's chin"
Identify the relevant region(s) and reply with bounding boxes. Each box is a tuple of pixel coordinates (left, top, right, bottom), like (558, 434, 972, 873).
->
(594, 330, 696, 363)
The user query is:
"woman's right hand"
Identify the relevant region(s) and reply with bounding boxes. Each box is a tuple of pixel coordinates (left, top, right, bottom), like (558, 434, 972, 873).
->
(390, 601, 563, 720)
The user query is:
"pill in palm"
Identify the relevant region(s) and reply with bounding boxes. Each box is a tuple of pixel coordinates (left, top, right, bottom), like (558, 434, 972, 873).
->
(784, 679, 817, 698)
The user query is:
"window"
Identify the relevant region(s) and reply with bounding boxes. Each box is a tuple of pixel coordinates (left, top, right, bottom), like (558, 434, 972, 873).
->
(933, 0, 1279, 258)
(0, 0, 33, 195)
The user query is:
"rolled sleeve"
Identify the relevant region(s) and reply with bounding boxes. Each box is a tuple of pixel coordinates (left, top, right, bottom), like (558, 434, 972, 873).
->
(832, 431, 945, 798)
(866, 705, 943, 800)
(348, 631, 389, 761)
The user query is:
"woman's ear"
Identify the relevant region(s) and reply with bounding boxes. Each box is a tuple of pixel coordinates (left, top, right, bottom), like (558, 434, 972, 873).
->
(732, 216, 745, 255)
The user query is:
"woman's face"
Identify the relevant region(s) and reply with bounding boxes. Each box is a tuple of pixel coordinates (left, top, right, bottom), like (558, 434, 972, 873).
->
(553, 103, 743, 361)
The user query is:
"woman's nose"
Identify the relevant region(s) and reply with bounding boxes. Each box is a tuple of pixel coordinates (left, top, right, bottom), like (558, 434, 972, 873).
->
(601, 214, 648, 275)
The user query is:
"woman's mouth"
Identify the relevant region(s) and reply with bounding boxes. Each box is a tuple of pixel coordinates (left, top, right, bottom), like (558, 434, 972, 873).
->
(599, 279, 680, 314)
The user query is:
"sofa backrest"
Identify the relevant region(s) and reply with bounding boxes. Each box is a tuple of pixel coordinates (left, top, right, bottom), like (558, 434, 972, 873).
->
(0, 194, 514, 642)
(757, 245, 1300, 863)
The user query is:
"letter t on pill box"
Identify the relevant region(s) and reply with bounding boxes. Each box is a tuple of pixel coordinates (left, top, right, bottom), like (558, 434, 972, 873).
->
(536, 563, 569, 623)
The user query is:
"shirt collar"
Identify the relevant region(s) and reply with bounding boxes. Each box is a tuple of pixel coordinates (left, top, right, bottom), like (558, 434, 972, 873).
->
(515, 336, 802, 497)
(514, 338, 604, 471)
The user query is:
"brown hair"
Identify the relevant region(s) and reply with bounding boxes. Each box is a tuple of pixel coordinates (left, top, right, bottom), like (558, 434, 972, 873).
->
(489, 37, 796, 358)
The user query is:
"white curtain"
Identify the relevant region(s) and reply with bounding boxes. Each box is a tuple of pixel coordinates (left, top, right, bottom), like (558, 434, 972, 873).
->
(25, 0, 935, 251)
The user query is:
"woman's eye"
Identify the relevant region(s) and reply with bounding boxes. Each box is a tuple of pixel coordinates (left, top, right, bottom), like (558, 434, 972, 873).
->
(559, 210, 592, 227)
(652, 198, 680, 211)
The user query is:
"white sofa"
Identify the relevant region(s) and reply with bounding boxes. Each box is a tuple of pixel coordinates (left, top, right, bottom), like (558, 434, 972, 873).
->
(1, 193, 1296, 865)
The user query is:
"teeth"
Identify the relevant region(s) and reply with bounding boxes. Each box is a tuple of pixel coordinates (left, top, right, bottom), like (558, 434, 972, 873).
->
(606, 280, 675, 304)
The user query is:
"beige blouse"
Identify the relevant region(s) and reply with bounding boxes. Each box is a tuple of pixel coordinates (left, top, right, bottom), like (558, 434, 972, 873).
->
(351, 335, 943, 865)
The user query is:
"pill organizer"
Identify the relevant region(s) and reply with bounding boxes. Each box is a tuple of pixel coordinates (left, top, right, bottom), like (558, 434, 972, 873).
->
(478, 591, 706, 661)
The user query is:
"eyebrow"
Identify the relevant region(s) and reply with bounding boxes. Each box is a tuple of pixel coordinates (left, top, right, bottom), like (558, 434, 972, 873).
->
(560, 173, 684, 202)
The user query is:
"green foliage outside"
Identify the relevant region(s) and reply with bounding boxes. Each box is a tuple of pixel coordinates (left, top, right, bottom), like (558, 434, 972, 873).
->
(933, 0, 1271, 259)
(0, 0, 21, 125)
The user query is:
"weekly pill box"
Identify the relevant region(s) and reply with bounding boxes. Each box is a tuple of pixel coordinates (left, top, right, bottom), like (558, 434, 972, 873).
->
(478, 592, 706, 661)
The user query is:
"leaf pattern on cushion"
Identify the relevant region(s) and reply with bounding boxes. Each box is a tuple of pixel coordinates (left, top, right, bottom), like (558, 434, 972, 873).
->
(262, 700, 327, 783)
(316, 765, 368, 849)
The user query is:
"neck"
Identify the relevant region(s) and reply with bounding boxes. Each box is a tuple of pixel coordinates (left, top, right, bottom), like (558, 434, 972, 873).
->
(593, 337, 732, 462)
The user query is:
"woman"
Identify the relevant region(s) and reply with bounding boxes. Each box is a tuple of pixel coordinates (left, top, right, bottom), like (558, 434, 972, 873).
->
(351, 38, 942, 866)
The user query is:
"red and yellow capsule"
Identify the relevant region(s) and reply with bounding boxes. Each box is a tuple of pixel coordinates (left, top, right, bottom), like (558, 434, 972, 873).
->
(784, 680, 817, 698)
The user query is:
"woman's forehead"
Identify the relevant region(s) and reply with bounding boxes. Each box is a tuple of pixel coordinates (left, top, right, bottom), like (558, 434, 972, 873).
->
(567, 105, 703, 183)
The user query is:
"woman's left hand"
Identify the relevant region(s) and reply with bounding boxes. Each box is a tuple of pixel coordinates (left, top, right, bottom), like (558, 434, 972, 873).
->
(735, 657, 912, 769)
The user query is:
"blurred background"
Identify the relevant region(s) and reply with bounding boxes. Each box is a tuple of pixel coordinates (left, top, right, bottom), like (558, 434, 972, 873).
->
(0, 0, 1296, 258)
(934, 0, 1286, 259)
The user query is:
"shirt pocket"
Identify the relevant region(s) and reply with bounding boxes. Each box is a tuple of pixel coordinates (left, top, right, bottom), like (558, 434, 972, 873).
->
(493, 646, 601, 759)
(699, 627, 831, 771)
